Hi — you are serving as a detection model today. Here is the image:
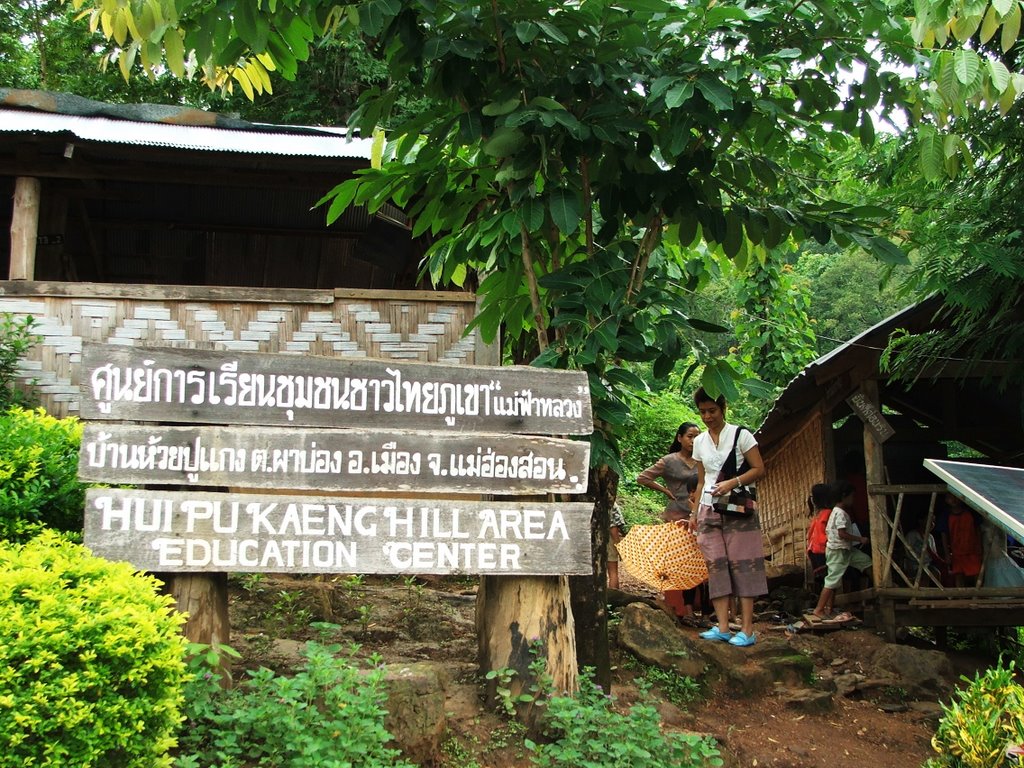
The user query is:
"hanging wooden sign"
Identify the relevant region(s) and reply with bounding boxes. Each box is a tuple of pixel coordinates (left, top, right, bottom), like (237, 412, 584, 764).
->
(79, 343, 592, 434)
(79, 424, 590, 494)
(84, 488, 594, 575)
(847, 391, 896, 443)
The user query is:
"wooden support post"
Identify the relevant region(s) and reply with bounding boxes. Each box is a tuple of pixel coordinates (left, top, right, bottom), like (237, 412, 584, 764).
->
(878, 597, 897, 642)
(167, 572, 231, 684)
(10, 176, 41, 280)
(862, 380, 890, 590)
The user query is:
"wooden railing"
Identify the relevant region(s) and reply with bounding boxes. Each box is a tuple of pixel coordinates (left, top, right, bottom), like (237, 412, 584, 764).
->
(868, 483, 949, 590)
(0, 281, 491, 418)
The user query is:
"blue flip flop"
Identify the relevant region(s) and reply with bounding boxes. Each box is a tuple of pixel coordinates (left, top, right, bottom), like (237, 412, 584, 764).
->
(728, 631, 756, 647)
(699, 627, 733, 642)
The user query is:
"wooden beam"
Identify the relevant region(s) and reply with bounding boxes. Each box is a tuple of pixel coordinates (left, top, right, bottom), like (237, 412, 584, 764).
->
(0, 280, 334, 303)
(862, 380, 891, 592)
(868, 483, 948, 494)
(9, 176, 41, 280)
(893, 607, 1024, 627)
(0, 280, 477, 305)
(875, 586, 1024, 598)
(0, 153, 364, 190)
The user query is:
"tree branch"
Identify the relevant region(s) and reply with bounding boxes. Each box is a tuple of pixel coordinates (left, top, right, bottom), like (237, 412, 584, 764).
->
(520, 224, 548, 352)
(582, 155, 594, 256)
(626, 214, 662, 301)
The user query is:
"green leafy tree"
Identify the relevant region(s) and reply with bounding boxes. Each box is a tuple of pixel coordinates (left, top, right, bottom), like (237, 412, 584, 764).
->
(881, 102, 1024, 394)
(0, 0, 203, 102)
(795, 245, 908, 355)
(206, 34, 434, 126)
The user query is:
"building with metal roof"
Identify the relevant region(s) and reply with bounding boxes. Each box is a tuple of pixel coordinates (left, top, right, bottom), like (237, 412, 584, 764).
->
(1, 88, 415, 289)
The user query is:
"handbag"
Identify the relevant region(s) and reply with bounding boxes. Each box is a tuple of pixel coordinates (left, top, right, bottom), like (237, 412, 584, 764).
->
(711, 427, 757, 517)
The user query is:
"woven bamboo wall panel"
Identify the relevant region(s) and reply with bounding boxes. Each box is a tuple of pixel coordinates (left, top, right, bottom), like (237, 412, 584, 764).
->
(0, 293, 482, 418)
(758, 412, 826, 566)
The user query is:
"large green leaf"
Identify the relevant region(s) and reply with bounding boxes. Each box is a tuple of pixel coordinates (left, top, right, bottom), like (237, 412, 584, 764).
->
(483, 127, 528, 157)
(482, 97, 521, 116)
(700, 360, 740, 402)
(1002, 3, 1022, 53)
(548, 189, 581, 236)
(953, 48, 980, 85)
(918, 126, 945, 181)
(605, 366, 649, 393)
(868, 237, 909, 265)
(535, 20, 568, 44)
(696, 75, 733, 110)
(322, 179, 361, 225)
(665, 82, 695, 109)
(989, 59, 1011, 93)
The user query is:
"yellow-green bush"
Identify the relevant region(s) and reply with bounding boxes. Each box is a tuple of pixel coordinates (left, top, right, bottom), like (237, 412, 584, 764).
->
(0, 533, 188, 768)
(927, 659, 1024, 768)
(0, 407, 88, 542)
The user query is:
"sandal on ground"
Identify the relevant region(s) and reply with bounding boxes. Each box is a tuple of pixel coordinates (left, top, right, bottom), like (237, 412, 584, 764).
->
(728, 631, 756, 647)
(699, 627, 733, 642)
(832, 611, 857, 623)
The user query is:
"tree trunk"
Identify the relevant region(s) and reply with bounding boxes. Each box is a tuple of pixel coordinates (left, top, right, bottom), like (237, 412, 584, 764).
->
(569, 464, 615, 688)
(476, 575, 577, 726)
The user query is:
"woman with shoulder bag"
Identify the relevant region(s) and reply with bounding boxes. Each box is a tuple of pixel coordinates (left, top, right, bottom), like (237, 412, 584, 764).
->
(689, 388, 766, 647)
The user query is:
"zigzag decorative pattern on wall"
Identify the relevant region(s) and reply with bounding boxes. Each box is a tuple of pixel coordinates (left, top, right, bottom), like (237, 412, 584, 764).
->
(0, 296, 480, 417)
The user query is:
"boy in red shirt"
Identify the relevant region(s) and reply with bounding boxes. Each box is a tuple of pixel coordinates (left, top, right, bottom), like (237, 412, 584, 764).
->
(806, 483, 833, 587)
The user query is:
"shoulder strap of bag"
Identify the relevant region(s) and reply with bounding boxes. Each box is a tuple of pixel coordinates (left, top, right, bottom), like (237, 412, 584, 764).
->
(720, 426, 744, 477)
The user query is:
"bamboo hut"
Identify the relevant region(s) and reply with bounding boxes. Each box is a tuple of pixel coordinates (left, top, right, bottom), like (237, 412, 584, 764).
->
(755, 297, 1024, 640)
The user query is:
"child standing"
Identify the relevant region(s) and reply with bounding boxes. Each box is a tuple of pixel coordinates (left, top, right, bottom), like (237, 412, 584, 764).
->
(806, 483, 834, 587)
(607, 501, 626, 590)
(903, 513, 944, 583)
(946, 493, 982, 587)
(810, 481, 871, 621)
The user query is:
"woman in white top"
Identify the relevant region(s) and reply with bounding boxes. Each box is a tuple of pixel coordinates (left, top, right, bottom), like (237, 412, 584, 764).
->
(689, 387, 766, 647)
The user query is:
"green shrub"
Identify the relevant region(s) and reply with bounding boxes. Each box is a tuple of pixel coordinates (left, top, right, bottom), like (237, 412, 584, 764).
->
(0, 406, 88, 541)
(0, 532, 188, 768)
(926, 658, 1024, 768)
(174, 640, 416, 768)
(525, 672, 722, 768)
(0, 313, 39, 410)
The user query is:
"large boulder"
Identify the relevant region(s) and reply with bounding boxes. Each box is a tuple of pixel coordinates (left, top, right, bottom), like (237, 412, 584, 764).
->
(616, 602, 710, 678)
(869, 644, 954, 699)
(615, 603, 817, 697)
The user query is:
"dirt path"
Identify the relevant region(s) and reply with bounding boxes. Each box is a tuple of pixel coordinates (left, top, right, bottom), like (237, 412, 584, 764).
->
(229, 573, 975, 768)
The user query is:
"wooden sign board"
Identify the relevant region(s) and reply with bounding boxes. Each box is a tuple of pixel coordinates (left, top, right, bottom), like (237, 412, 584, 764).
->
(80, 343, 592, 434)
(846, 391, 896, 443)
(84, 489, 594, 575)
(79, 424, 590, 494)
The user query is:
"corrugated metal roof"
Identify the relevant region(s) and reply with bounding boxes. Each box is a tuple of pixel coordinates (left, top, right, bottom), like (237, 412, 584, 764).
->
(0, 106, 374, 158)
